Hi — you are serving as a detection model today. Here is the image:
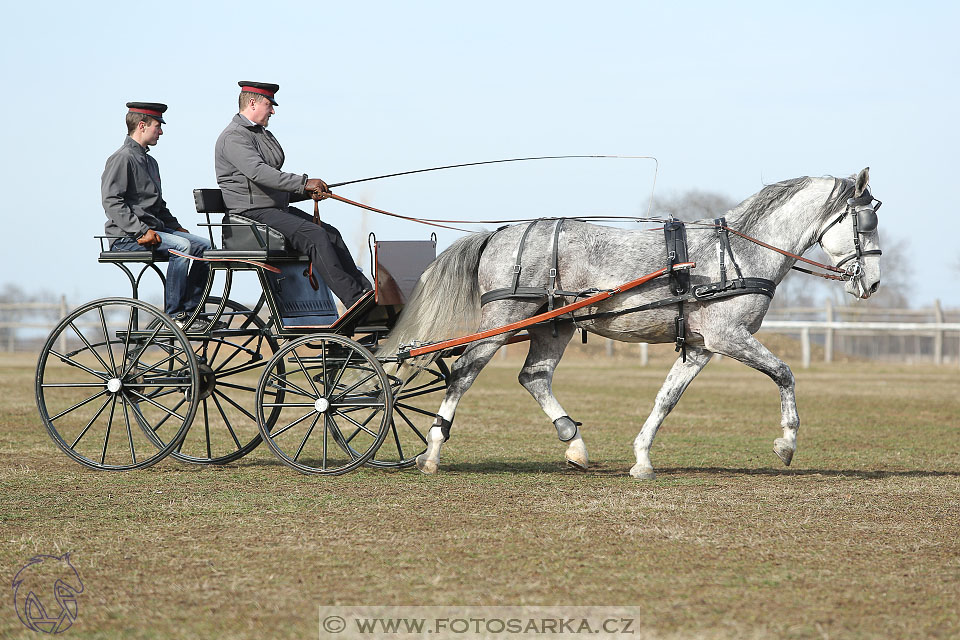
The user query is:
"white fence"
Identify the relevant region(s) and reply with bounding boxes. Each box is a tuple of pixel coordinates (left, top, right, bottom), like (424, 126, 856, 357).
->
(2, 298, 959, 368)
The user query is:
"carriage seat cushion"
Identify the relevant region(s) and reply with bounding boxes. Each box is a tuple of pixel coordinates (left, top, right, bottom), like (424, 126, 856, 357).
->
(221, 213, 294, 254)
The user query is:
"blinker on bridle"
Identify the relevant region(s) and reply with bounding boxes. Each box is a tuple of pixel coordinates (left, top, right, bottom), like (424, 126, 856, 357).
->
(816, 187, 883, 278)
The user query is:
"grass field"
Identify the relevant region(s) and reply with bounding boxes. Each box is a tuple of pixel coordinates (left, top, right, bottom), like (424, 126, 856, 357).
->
(2, 344, 959, 639)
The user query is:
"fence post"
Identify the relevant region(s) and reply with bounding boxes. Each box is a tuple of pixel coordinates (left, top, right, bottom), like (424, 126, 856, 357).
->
(639, 342, 648, 366)
(59, 295, 68, 354)
(824, 299, 833, 363)
(801, 327, 811, 369)
(605, 338, 614, 357)
(934, 299, 943, 366)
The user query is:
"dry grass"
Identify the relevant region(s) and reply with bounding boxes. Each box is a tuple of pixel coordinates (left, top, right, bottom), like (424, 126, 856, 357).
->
(1, 350, 958, 639)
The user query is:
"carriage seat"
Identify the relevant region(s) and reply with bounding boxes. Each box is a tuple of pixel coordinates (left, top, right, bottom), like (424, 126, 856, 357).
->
(97, 237, 164, 263)
(193, 189, 307, 262)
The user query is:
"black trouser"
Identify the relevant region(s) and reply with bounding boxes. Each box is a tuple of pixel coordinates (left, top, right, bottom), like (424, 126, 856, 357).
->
(241, 206, 372, 307)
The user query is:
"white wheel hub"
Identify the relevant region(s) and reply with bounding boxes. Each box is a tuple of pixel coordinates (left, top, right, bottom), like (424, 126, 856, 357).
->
(107, 378, 123, 393)
(314, 397, 330, 413)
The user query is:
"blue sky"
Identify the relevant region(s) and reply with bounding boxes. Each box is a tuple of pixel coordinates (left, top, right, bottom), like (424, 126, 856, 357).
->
(2, 1, 957, 307)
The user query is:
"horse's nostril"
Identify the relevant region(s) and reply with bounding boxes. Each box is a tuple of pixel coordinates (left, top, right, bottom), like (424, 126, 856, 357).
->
(870, 281, 880, 294)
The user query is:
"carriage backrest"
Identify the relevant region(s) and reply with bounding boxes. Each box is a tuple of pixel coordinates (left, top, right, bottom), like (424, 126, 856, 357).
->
(193, 189, 291, 253)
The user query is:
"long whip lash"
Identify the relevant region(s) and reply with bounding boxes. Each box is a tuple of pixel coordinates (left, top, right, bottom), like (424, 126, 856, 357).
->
(327, 155, 659, 222)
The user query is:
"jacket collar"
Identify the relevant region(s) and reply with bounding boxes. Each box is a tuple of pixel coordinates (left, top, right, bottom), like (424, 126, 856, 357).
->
(123, 135, 150, 155)
(233, 113, 261, 129)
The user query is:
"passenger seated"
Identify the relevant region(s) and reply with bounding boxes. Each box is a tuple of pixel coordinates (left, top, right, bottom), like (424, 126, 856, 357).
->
(102, 102, 211, 330)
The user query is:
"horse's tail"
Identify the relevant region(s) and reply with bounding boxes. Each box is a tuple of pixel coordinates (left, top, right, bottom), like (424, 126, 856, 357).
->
(378, 231, 493, 359)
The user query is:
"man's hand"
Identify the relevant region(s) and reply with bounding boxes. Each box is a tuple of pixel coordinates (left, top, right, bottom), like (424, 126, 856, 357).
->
(176, 227, 188, 233)
(137, 229, 161, 246)
(305, 178, 331, 199)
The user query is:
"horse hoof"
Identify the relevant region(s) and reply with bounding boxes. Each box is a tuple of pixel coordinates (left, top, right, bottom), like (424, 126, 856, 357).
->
(564, 440, 589, 470)
(629, 464, 656, 480)
(415, 455, 439, 475)
(773, 438, 795, 466)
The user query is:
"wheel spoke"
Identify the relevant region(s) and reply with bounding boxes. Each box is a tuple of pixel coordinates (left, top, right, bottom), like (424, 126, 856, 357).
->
(120, 305, 135, 374)
(128, 348, 189, 381)
(68, 322, 113, 375)
(331, 398, 384, 409)
(333, 371, 377, 400)
(394, 401, 440, 418)
(120, 322, 165, 378)
(213, 388, 258, 424)
(49, 389, 110, 422)
(389, 421, 405, 459)
(126, 389, 187, 421)
(215, 380, 259, 394)
(270, 409, 318, 439)
(70, 395, 113, 448)
(394, 407, 428, 444)
(211, 392, 244, 448)
(325, 415, 359, 460)
(120, 394, 137, 464)
(100, 395, 118, 464)
(266, 372, 315, 400)
(291, 347, 321, 397)
(98, 306, 118, 373)
(293, 413, 321, 461)
(49, 350, 110, 381)
(333, 408, 380, 438)
(330, 349, 354, 393)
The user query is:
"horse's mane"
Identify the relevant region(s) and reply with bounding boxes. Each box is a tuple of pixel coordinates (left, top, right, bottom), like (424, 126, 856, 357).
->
(724, 176, 855, 230)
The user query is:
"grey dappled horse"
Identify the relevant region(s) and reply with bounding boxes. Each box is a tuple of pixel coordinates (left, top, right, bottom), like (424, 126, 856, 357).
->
(382, 169, 881, 478)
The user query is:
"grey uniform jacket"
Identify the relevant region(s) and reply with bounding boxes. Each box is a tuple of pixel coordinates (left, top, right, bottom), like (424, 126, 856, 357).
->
(101, 136, 181, 239)
(214, 114, 309, 213)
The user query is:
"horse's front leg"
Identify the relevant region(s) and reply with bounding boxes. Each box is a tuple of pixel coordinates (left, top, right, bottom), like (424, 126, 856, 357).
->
(706, 327, 799, 466)
(631, 347, 712, 479)
(517, 323, 588, 469)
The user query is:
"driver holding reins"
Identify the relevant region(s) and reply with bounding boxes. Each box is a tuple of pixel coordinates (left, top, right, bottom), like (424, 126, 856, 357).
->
(214, 81, 372, 309)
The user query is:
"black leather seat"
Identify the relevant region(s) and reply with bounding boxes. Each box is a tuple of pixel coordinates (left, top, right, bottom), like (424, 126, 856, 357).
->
(194, 189, 306, 261)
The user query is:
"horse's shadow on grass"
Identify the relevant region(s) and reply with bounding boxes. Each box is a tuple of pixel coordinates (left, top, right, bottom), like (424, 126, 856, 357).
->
(431, 461, 960, 480)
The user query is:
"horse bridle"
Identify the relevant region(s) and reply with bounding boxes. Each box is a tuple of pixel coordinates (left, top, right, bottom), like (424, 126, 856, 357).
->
(815, 187, 882, 284)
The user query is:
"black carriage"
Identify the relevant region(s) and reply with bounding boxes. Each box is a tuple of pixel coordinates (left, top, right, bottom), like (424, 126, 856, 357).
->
(35, 189, 448, 475)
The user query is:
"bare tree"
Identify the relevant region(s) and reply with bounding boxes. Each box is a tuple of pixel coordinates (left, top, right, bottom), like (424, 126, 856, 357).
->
(651, 190, 737, 221)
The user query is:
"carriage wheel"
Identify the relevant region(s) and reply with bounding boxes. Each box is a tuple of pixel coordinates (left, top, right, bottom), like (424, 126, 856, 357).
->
(366, 358, 449, 469)
(35, 298, 199, 471)
(169, 297, 283, 465)
(255, 334, 393, 475)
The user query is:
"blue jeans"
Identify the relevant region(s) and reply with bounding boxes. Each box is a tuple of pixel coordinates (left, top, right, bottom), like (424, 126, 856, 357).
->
(112, 228, 212, 316)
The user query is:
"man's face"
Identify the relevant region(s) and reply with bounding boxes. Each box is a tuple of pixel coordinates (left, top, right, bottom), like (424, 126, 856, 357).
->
(249, 96, 275, 126)
(141, 119, 163, 146)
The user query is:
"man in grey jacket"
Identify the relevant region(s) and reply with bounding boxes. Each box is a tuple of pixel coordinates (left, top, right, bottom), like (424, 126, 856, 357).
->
(215, 81, 371, 308)
(103, 103, 211, 327)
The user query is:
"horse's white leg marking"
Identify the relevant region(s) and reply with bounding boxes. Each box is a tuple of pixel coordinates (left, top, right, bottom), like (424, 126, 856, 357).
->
(706, 328, 799, 467)
(631, 348, 713, 479)
(415, 335, 513, 475)
(516, 324, 588, 468)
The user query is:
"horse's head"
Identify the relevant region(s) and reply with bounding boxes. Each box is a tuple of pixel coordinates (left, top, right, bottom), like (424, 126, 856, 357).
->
(817, 167, 882, 299)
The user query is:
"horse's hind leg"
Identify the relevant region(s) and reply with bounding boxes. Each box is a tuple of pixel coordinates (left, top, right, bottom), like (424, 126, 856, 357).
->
(706, 327, 799, 466)
(517, 323, 589, 469)
(631, 347, 713, 479)
(415, 331, 517, 474)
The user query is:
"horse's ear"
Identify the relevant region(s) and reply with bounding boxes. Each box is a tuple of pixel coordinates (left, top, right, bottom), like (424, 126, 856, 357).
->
(855, 167, 870, 196)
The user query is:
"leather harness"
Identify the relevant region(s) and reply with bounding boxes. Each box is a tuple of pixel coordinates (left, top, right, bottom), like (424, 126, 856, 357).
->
(477, 216, 777, 360)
